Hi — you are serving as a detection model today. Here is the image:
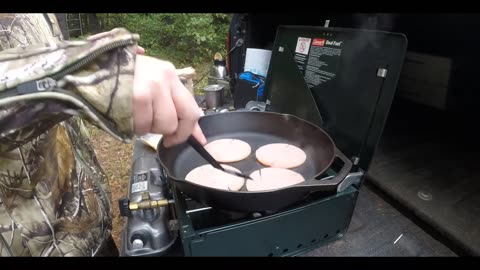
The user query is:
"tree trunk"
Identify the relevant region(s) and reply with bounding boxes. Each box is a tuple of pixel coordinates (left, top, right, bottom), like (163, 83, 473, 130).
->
(87, 13, 99, 33)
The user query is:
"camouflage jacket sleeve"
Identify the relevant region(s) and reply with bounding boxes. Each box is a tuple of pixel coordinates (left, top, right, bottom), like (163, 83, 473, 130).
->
(0, 28, 139, 151)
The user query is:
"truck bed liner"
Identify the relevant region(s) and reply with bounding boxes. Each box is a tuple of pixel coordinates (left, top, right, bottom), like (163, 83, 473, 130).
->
(368, 100, 480, 255)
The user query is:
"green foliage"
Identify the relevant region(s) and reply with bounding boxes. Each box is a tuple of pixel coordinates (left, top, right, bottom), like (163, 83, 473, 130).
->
(95, 13, 231, 70)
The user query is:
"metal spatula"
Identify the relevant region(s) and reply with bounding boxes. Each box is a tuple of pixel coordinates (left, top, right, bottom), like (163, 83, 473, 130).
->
(187, 135, 252, 180)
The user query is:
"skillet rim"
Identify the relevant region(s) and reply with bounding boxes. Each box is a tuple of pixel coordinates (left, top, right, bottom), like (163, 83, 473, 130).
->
(157, 110, 337, 194)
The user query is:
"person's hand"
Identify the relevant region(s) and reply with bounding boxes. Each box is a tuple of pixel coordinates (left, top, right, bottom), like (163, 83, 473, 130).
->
(136, 46, 145, 55)
(87, 30, 204, 147)
(133, 54, 207, 147)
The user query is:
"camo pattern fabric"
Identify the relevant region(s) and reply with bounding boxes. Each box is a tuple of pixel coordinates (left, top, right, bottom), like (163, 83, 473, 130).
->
(0, 14, 138, 256)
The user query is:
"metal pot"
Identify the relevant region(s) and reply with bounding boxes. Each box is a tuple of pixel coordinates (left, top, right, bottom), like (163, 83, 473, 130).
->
(203, 84, 225, 109)
(208, 59, 227, 83)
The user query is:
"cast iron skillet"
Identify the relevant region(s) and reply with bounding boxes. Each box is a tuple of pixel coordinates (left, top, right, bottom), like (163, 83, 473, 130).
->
(157, 111, 352, 212)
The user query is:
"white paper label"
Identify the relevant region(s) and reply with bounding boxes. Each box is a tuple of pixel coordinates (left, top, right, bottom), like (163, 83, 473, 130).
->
(131, 181, 148, 193)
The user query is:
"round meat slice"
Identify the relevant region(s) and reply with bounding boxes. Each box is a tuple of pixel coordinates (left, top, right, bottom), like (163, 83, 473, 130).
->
(185, 164, 245, 191)
(255, 143, 306, 169)
(204, 139, 251, 163)
(246, 168, 305, 191)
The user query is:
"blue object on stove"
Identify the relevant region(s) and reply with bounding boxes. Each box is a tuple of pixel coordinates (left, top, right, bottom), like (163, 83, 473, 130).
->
(239, 72, 265, 99)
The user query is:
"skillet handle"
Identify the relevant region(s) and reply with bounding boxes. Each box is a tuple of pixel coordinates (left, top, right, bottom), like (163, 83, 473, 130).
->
(295, 147, 352, 191)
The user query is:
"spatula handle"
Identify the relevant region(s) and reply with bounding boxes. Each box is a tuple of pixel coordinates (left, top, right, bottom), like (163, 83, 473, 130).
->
(187, 136, 224, 171)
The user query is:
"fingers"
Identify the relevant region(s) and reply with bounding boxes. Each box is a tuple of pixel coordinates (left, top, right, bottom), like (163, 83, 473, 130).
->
(150, 81, 178, 136)
(192, 122, 207, 145)
(162, 79, 202, 147)
(134, 56, 180, 136)
(133, 56, 153, 135)
(132, 90, 153, 135)
(133, 55, 206, 147)
(163, 114, 206, 147)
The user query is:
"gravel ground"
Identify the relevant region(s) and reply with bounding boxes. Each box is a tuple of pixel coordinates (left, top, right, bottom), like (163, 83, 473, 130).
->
(87, 125, 133, 247)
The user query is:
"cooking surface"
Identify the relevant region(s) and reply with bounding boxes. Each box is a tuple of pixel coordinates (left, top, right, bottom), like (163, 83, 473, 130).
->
(191, 95, 332, 183)
(175, 132, 318, 183)
(160, 109, 336, 186)
(158, 110, 344, 212)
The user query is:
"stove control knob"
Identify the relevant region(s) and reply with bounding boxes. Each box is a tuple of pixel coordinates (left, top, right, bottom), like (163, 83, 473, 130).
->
(132, 238, 144, 249)
(118, 198, 130, 217)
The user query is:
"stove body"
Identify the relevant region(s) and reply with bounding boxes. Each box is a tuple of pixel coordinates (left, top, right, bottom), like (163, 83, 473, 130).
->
(119, 25, 407, 256)
(170, 174, 360, 256)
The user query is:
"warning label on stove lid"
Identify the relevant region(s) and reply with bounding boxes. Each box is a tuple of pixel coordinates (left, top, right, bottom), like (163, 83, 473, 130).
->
(294, 35, 344, 88)
(295, 37, 312, 55)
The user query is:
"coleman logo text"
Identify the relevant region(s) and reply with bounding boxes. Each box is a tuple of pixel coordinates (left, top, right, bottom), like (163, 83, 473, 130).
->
(312, 38, 326, 46)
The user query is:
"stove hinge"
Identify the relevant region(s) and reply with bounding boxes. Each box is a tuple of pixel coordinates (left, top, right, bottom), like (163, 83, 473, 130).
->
(377, 68, 388, 78)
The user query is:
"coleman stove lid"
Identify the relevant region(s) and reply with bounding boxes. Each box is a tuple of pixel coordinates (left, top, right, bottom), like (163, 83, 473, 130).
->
(264, 25, 407, 170)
